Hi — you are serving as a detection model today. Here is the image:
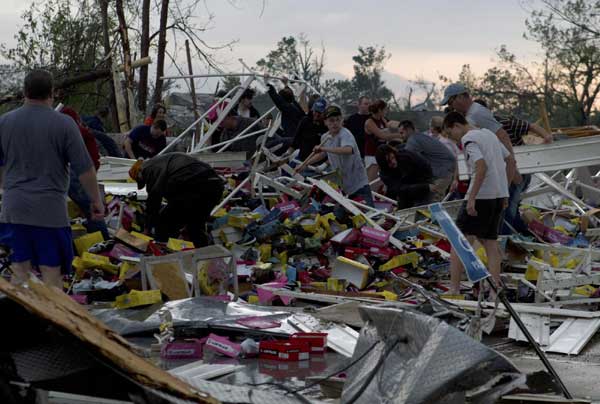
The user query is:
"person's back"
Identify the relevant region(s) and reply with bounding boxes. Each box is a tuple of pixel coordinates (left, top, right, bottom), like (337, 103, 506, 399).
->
(0, 105, 92, 227)
(405, 132, 456, 179)
(462, 128, 509, 199)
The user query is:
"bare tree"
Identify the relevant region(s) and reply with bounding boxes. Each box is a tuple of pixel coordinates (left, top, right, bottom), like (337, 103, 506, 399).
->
(152, 0, 170, 105)
(137, 0, 151, 111)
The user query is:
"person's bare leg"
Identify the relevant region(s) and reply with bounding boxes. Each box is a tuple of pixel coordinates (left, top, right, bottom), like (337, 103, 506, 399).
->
(482, 239, 502, 299)
(40, 266, 63, 290)
(449, 249, 463, 294)
(10, 261, 33, 285)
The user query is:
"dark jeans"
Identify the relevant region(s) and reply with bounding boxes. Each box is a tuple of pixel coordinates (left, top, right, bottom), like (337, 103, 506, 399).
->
(155, 182, 224, 247)
(501, 174, 531, 235)
(68, 170, 109, 239)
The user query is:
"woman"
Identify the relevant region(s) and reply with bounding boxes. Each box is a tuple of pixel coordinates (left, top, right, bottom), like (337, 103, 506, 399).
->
(144, 104, 167, 126)
(363, 100, 403, 184)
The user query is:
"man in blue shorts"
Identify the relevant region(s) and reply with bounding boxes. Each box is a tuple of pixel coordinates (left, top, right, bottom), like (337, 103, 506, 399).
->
(0, 70, 104, 289)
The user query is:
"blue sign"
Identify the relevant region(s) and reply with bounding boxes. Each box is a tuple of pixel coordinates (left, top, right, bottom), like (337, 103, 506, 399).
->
(429, 203, 490, 283)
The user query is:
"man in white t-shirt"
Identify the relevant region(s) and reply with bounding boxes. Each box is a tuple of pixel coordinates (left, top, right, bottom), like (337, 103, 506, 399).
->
(443, 112, 510, 295)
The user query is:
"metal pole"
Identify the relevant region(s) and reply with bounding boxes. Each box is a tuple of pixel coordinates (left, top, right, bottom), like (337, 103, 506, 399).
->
(195, 128, 268, 153)
(185, 39, 202, 145)
(486, 278, 573, 399)
(157, 84, 240, 156)
(160, 72, 314, 87)
(194, 75, 256, 151)
(217, 107, 276, 153)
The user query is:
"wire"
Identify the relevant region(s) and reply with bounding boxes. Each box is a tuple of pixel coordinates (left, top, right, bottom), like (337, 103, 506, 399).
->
(286, 340, 382, 395)
(344, 337, 403, 404)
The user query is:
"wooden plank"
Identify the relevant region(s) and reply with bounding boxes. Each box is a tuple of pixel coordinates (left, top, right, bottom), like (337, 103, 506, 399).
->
(0, 278, 217, 403)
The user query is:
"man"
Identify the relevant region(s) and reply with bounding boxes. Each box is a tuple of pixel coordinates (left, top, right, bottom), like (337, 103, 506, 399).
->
(124, 120, 167, 159)
(472, 98, 553, 234)
(295, 105, 373, 207)
(266, 80, 305, 138)
(129, 153, 224, 247)
(441, 83, 518, 185)
(291, 97, 328, 161)
(375, 144, 435, 209)
(398, 120, 456, 200)
(0, 70, 104, 288)
(443, 112, 510, 296)
(344, 96, 371, 157)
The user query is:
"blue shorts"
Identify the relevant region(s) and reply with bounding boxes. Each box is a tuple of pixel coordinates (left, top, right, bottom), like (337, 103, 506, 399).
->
(0, 223, 74, 274)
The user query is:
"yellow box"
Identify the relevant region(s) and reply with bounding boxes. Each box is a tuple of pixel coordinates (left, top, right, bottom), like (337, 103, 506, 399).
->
(73, 231, 104, 256)
(167, 238, 195, 251)
(351, 215, 366, 229)
(248, 295, 260, 304)
(379, 252, 419, 271)
(81, 252, 119, 274)
(259, 244, 272, 261)
(376, 290, 398, 301)
(114, 290, 162, 309)
(327, 277, 346, 292)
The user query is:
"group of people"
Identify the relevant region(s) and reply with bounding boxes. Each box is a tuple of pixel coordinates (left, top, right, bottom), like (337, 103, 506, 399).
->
(0, 68, 553, 298)
(284, 81, 552, 296)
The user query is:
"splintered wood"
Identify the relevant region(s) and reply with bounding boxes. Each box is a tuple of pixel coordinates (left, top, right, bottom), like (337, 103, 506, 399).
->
(0, 278, 218, 404)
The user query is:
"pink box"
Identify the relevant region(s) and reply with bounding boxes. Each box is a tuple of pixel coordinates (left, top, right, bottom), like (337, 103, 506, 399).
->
(275, 201, 300, 218)
(161, 338, 204, 359)
(360, 227, 390, 247)
(204, 333, 242, 358)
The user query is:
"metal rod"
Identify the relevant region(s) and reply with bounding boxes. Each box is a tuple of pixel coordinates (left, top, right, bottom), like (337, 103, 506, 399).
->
(157, 84, 240, 156)
(217, 106, 276, 152)
(486, 278, 573, 399)
(196, 128, 268, 153)
(210, 177, 250, 216)
(194, 75, 255, 151)
(160, 72, 311, 86)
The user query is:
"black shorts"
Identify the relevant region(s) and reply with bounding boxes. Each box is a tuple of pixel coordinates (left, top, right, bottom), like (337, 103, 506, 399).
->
(456, 198, 505, 240)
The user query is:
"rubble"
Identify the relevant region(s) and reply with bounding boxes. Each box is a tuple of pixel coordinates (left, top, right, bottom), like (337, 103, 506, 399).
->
(3, 74, 600, 403)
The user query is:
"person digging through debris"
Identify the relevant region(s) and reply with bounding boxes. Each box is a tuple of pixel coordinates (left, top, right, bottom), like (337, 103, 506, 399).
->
(129, 153, 224, 247)
(443, 112, 511, 297)
(375, 144, 435, 209)
(124, 120, 167, 159)
(0, 69, 104, 289)
(294, 105, 373, 207)
(397, 120, 457, 201)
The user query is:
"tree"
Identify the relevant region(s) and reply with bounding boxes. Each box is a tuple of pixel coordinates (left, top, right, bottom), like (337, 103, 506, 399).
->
(524, 0, 600, 125)
(256, 34, 326, 91)
(220, 76, 241, 93)
(152, 0, 170, 105)
(137, 0, 151, 111)
(324, 45, 394, 109)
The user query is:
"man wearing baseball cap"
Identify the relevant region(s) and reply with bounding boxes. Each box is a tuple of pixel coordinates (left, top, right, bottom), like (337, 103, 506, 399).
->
(295, 105, 373, 207)
(441, 83, 518, 187)
(129, 153, 224, 247)
(290, 97, 328, 161)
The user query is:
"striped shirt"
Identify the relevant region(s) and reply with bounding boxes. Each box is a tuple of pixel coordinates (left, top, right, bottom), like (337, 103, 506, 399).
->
(495, 115, 530, 146)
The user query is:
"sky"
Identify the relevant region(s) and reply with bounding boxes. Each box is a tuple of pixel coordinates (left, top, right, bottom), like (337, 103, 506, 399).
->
(0, 0, 544, 96)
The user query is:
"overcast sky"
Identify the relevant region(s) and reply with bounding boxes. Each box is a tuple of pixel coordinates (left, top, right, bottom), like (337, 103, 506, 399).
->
(0, 0, 543, 92)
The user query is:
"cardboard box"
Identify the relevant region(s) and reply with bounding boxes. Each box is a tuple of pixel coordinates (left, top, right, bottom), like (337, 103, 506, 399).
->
(259, 340, 310, 361)
(332, 256, 370, 289)
(291, 333, 328, 354)
(360, 227, 390, 248)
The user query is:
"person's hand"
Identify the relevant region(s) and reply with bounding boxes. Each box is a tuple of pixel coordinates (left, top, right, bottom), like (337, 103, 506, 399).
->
(90, 200, 105, 221)
(503, 198, 509, 209)
(313, 145, 324, 153)
(450, 180, 459, 192)
(512, 171, 523, 185)
(543, 134, 553, 144)
(466, 198, 477, 216)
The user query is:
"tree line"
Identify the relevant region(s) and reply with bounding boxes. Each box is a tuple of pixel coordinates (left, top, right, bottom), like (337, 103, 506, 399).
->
(1, 0, 599, 129)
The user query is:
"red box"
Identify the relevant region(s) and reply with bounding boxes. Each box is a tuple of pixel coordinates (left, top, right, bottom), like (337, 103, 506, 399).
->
(259, 340, 310, 361)
(291, 332, 328, 354)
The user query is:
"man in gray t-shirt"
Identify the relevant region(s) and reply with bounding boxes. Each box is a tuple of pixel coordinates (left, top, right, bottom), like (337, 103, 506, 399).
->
(0, 70, 104, 288)
(398, 120, 456, 201)
(295, 105, 373, 206)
